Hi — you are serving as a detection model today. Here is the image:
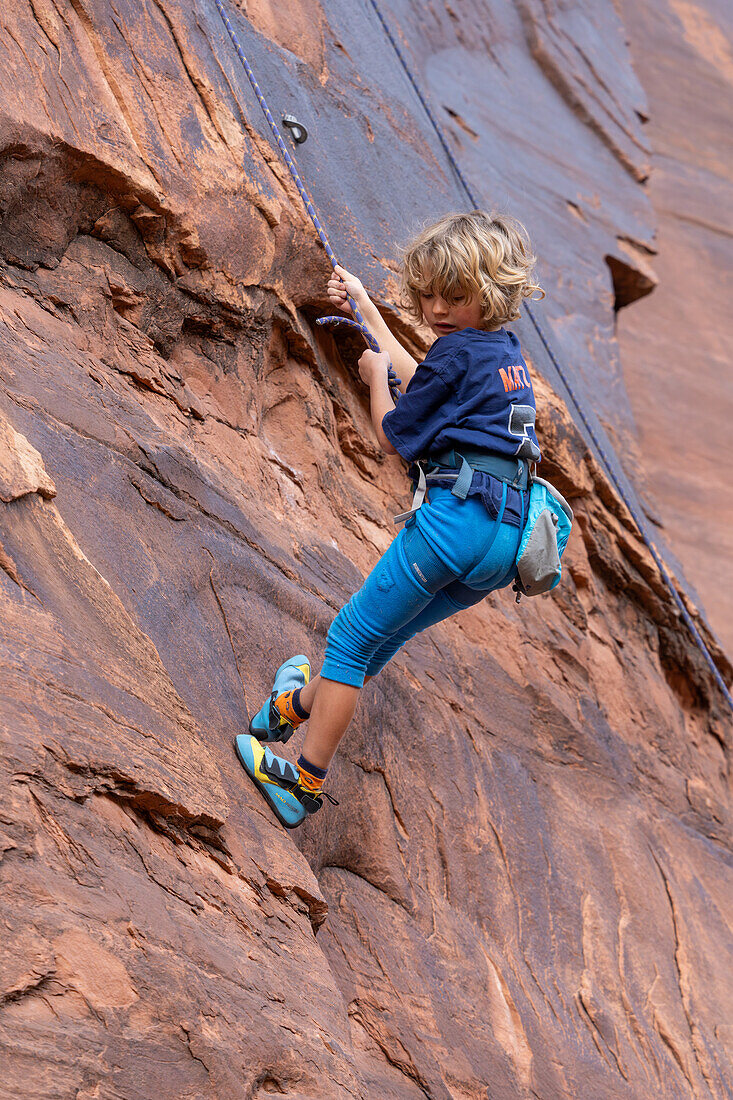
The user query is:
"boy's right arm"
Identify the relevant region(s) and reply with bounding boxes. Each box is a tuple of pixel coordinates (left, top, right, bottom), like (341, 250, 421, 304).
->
(327, 265, 418, 392)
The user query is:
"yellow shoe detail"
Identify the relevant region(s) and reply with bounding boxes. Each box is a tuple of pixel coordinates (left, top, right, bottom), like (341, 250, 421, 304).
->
(251, 741, 299, 802)
(297, 662, 310, 684)
(252, 740, 289, 790)
(250, 739, 270, 783)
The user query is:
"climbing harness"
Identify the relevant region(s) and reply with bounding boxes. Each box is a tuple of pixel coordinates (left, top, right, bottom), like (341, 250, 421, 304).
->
(366, 0, 733, 712)
(213, 0, 401, 401)
(394, 450, 529, 525)
(394, 451, 573, 598)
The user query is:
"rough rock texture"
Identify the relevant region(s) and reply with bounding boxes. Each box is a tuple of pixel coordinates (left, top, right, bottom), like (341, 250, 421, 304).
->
(0, 2, 731, 1098)
(615, 0, 733, 659)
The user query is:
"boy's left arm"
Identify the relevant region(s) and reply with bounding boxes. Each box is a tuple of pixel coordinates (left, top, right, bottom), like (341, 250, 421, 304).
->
(329, 266, 419, 392)
(358, 350, 397, 453)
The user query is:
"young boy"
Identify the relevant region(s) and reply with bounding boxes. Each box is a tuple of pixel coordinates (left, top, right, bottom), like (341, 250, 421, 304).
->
(235, 211, 543, 828)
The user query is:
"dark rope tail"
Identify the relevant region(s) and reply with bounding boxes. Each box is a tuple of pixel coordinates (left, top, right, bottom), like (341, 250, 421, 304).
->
(316, 315, 402, 391)
(366, 0, 733, 713)
(213, 0, 400, 403)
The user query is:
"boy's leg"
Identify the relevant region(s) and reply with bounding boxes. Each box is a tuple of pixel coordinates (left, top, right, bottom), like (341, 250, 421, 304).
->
(317, 524, 457, 687)
(298, 673, 321, 713)
(364, 519, 521, 677)
(299, 679, 360, 770)
(297, 585, 485, 702)
(295, 586, 489, 776)
(234, 524, 451, 821)
(364, 581, 488, 677)
(254, 517, 470, 737)
(293, 524, 461, 790)
(274, 670, 372, 715)
(238, 522, 464, 815)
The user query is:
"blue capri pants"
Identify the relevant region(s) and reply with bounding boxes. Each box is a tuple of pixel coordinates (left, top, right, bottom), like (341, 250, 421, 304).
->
(321, 487, 522, 687)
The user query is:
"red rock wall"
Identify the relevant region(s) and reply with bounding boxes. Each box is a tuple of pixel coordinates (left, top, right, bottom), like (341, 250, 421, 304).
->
(0, 2, 730, 1098)
(616, 0, 733, 659)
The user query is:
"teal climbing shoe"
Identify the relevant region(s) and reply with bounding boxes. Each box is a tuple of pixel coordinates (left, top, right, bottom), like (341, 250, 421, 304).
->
(234, 735, 330, 829)
(249, 654, 311, 744)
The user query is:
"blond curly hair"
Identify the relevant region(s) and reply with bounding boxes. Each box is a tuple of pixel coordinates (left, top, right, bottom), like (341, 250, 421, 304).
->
(401, 210, 544, 328)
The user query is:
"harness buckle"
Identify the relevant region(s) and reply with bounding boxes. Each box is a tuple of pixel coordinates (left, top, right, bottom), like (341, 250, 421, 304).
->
(394, 461, 429, 525)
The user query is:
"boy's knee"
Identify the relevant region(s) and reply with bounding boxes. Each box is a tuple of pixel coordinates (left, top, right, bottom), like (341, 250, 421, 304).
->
(326, 602, 377, 666)
(442, 579, 489, 610)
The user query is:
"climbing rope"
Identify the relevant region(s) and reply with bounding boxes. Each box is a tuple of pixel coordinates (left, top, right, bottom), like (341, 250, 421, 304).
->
(366, 0, 732, 711)
(212, 0, 401, 400)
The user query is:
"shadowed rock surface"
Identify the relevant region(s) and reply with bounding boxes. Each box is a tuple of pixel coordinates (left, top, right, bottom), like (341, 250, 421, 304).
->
(0, 1, 731, 1098)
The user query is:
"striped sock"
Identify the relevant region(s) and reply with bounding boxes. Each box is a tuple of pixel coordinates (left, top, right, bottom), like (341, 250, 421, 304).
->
(274, 687, 310, 728)
(296, 754, 328, 795)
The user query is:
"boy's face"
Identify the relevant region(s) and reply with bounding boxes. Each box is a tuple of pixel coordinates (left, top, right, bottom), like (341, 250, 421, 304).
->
(419, 290, 485, 337)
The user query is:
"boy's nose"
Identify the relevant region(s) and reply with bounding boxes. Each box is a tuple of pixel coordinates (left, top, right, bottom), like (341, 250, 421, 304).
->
(433, 297, 449, 316)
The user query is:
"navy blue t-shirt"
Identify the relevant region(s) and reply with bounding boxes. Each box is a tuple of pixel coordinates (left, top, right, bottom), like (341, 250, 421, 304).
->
(382, 328, 541, 526)
(382, 327, 541, 462)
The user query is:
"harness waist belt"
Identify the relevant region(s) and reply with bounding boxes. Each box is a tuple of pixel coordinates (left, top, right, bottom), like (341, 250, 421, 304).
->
(427, 448, 530, 491)
(394, 448, 530, 525)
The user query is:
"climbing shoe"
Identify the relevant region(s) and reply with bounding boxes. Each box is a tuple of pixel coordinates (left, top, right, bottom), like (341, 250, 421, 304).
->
(234, 735, 337, 830)
(249, 654, 311, 744)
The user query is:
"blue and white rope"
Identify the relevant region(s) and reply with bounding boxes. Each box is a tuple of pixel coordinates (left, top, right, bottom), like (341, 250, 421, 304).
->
(366, 0, 732, 710)
(213, 0, 400, 400)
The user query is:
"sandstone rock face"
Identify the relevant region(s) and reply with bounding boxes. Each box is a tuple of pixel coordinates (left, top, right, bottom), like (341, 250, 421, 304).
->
(0, 2, 730, 1098)
(615, 0, 733, 659)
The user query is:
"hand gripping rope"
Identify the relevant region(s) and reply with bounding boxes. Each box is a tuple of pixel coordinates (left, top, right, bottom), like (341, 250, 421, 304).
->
(213, 0, 401, 401)
(365, 0, 732, 713)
